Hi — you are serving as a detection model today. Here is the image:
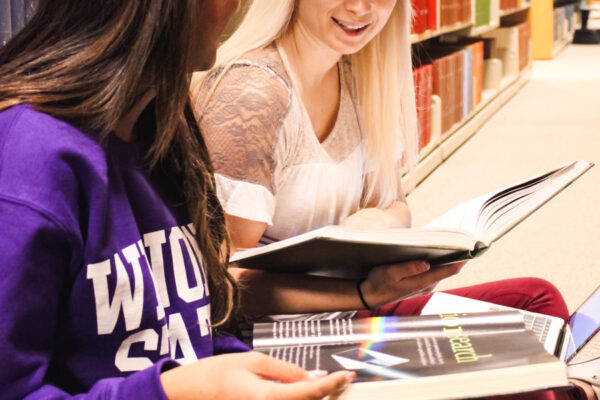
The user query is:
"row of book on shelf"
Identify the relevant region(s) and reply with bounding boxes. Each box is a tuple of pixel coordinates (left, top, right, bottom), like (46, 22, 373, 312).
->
(410, 0, 531, 35)
(412, 19, 531, 153)
(554, 4, 577, 44)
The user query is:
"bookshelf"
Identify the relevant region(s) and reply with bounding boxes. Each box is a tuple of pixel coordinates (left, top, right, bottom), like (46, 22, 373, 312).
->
(224, 0, 535, 195)
(531, 0, 578, 59)
(404, 66, 532, 189)
(406, 0, 534, 192)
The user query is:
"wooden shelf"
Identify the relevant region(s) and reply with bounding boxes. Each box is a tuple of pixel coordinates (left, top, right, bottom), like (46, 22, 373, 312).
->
(552, 32, 574, 57)
(411, 22, 474, 44)
(499, 4, 531, 17)
(468, 22, 501, 36)
(403, 66, 532, 192)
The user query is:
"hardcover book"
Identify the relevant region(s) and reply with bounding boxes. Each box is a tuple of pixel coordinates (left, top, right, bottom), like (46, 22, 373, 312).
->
(230, 161, 592, 279)
(253, 313, 569, 400)
(422, 285, 600, 364)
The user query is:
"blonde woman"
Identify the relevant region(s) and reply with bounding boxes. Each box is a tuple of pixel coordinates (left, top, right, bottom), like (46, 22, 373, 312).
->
(193, 0, 570, 316)
(192, 3, 599, 397)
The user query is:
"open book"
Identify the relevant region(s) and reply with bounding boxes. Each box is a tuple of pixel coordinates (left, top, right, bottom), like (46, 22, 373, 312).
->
(230, 160, 592, 278)
(253, 313, 569, 400)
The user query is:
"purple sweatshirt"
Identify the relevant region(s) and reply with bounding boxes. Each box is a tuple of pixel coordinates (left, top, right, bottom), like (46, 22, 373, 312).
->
(0, 105, 248, 399)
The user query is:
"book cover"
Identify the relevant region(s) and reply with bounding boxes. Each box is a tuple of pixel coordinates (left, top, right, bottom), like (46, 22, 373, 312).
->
(255, 314, 569, 400)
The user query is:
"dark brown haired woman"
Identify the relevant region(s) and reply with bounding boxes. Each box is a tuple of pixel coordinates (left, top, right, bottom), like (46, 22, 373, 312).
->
(0, 0, 467, 398)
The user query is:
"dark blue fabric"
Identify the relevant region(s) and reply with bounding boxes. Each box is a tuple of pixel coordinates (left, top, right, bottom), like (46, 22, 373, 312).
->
(0, 0, 37, 47)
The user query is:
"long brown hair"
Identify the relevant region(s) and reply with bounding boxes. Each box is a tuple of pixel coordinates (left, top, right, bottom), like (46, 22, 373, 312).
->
(0, 0, 237, 324)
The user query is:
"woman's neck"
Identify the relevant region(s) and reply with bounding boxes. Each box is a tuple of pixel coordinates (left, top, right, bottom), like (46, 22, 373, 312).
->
(113, 89, 156, 142)
(279, 22, 341, 90)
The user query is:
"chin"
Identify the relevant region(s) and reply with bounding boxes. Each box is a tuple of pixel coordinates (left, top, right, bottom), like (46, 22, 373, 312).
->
(191, 49, 218, 72)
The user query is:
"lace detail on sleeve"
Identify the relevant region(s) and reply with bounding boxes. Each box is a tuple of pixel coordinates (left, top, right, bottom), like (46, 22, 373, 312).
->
(198, 62, 291, 195)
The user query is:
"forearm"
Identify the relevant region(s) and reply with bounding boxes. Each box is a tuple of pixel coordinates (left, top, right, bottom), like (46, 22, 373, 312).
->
(378, 200, 412, 228)
(232, 261, 464, 316)
(342, 201, 412, 230)
(232, 268, 364, 315)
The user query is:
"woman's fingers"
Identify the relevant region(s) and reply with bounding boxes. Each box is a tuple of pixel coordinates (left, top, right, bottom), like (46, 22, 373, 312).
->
(245, 352, 310, 383)
(365, 260, 466, 307)
(267, 371, 355, 400)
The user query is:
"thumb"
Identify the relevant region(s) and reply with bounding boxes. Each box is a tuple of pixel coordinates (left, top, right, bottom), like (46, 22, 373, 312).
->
(244, 352, 310, 383)
(267, 371, 355, 400)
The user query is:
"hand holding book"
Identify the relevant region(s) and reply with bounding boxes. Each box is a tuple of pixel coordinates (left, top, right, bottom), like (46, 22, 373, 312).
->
(359, 261, 465, 309)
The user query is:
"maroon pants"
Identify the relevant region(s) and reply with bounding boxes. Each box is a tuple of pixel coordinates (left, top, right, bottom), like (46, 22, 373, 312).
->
(356, 278, 587, 400)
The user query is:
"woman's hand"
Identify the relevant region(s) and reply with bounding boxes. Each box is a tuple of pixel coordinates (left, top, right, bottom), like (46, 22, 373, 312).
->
(161, 352, 354, 400)
(341, 202, 411, 230)
(360, 261, 467, 308)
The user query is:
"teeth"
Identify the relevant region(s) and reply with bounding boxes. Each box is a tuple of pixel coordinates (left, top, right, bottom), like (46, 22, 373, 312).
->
(333, 17, 369, 31)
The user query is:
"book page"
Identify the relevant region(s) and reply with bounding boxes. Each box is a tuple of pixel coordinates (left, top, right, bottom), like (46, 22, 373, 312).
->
(424, 194, 488, 235)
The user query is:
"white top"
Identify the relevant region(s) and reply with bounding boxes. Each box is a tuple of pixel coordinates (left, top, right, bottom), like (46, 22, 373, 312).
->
(199, 45, 365, 244)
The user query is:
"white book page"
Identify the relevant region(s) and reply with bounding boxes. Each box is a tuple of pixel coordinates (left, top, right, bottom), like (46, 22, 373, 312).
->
(424, 194, 489, 236)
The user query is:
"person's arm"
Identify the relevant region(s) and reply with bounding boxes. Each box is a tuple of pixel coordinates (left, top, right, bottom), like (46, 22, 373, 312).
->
(340, 200, 412, 230)
(233, 262, 464, 316)
(0, 199, 175, 400)
(161, 352, 353, 400)
(197, 62, 289, 253)
(341, 165, 412, 230)
(0, 199, 353, 400)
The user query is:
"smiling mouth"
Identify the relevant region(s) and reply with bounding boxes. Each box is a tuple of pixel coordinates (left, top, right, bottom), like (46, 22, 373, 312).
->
(331, 17, 370, 33)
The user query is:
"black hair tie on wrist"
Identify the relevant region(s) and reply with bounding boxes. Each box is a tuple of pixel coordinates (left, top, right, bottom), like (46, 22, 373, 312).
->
(356, 278, 372, 311)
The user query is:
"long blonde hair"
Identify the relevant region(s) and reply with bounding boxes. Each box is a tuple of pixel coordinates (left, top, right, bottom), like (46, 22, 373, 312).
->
(192, 0, 418, 205)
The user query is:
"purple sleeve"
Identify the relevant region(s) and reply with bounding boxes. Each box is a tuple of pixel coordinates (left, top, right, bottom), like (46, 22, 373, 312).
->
(0, 199, 176, 400)
(25, 359, 179, 400)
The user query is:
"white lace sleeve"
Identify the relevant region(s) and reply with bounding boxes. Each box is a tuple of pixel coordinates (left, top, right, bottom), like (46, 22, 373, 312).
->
(197, 63, 291, 224)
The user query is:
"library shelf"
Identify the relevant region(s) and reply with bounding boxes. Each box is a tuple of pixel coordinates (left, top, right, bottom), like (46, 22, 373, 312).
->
(469, 22, 501, 37)
(404, 66, 532, 191)
(499, 4, 531, 17)
(552, 32, 574, 58)
(411, 22, 474, 44)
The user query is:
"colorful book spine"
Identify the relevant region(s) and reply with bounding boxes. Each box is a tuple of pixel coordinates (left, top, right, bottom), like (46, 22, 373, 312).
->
(427, 0, 438, 31)
(471, 41, 484, 107)
(475, 0, 491, 27)
(463, 48, 473, 118)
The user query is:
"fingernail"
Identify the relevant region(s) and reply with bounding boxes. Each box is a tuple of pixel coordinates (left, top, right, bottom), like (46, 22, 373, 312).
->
(420, 261, 430, 271)
(308, 370, 328, 379)
(345, 371, 356, 383)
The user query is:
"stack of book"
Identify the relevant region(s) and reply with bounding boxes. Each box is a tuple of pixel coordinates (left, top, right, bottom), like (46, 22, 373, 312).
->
(500, 0, 520, 11)
(428, 41, 484, 135)
(483, 20, 531, 77)
(411, 0, 438, 35)
(440, 0, 473, 28)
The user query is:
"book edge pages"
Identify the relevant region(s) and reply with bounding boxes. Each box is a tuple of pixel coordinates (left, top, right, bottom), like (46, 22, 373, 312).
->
(478, 160, 593, 244)
(230, 227, 477, 263)
(336, 360, 568, 400)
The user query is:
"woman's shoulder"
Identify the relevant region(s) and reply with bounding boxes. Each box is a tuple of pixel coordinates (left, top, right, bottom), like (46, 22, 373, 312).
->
(0, 104, 107, 230)
(201, 45, 292, 112)
(0, 104, 104, 160)
(198, 45, 292, 138)
(236, 44, 291, 88)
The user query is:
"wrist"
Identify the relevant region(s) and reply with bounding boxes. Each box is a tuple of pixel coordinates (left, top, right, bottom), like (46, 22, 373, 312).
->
(358, 278, 385, 309)
(356, 278, 372, 310)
